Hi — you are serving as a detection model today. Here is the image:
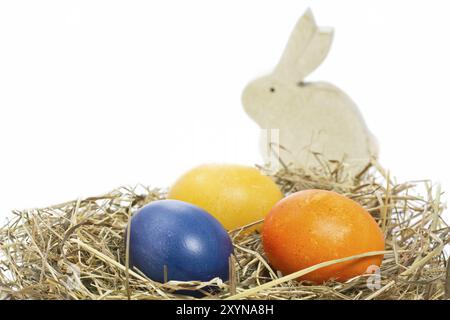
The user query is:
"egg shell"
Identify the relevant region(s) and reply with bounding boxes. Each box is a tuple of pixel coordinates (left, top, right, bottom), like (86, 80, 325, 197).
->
(168, 164, 283, 232)
(262, 189, 385, 283)
(127, 199, 233, 283)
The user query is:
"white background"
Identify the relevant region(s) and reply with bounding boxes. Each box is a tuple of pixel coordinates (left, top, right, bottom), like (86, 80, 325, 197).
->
(0, 0, 449, 221)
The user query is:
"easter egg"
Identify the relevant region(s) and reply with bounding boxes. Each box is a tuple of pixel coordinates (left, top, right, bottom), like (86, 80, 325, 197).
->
(262, 190, 385, 283)
(168, 164, 283, 232)
(127, 200, 233, 283)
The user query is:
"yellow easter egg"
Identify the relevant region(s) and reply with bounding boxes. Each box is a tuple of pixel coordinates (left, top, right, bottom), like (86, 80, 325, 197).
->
(168, 164, 283, 232)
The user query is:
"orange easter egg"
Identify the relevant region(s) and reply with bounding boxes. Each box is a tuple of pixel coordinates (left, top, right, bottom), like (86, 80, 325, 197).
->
(262, 189, 385, 283)
(168, 164, 283, 232)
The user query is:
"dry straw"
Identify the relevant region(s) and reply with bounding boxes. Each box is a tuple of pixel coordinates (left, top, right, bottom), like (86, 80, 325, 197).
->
(1, 158, 449, 300)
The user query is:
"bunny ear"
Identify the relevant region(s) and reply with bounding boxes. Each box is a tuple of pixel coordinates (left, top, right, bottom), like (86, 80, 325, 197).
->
(274, 9, 334, 82)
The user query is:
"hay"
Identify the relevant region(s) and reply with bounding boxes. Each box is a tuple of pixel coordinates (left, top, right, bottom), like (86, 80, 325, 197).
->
(1, 160, 449, 300)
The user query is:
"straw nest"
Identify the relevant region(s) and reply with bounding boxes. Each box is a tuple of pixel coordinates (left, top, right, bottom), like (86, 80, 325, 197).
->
(1, 159, 449, 300)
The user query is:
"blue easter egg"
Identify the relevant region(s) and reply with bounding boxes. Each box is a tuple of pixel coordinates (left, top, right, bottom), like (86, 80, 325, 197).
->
(127, 199, 233, 283)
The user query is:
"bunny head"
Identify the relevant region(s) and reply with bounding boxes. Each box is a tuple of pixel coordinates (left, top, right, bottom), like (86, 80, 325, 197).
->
(242, 9, 333, 125)
(242, 9, 378, 176)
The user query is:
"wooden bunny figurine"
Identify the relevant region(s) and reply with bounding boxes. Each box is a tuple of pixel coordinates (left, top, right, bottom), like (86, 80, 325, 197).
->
(242, 9, 378, 176)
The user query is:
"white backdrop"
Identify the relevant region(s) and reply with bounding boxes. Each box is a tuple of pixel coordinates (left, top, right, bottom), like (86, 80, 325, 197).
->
(0, 0, 449, 221)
